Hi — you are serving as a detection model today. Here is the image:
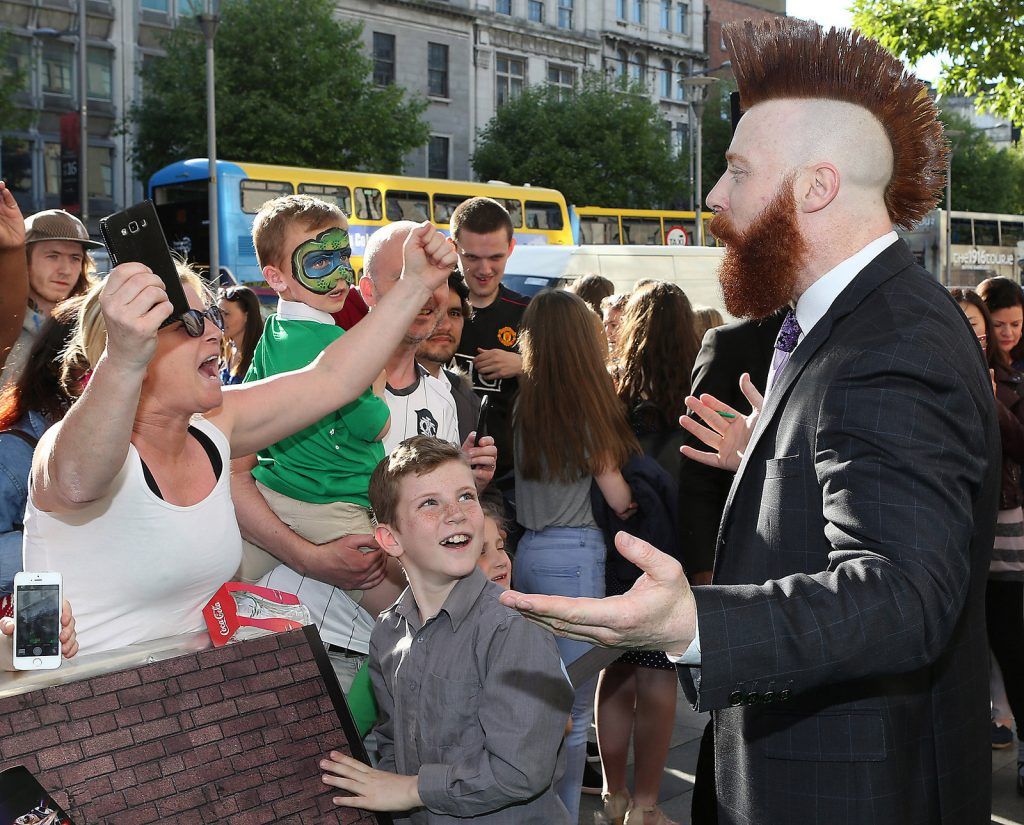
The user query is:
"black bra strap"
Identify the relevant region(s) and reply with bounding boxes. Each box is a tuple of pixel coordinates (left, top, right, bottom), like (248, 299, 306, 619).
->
(140, 426, 223, 500)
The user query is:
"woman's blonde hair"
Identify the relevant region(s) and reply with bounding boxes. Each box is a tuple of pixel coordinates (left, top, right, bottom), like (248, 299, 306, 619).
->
(62, 260, 210, 389)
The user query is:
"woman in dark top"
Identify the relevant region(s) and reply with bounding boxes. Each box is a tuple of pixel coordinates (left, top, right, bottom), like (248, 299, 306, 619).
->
(962, 282, 1024, 793)
(218, 285, 263, 384)
(599, 282, 700, 825)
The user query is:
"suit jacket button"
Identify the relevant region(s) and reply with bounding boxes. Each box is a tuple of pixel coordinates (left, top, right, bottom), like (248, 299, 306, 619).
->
(761, 691, 774, 704)
(779, 689, 791, 701)
(745, 691, 760, 705)
(728, 691, 743, 707)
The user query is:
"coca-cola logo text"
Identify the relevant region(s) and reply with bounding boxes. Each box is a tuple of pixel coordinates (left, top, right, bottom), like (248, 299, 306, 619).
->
(211, 602, 230, 636)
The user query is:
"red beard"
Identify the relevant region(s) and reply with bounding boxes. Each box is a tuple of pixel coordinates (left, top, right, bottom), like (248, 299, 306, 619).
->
(709, 179, 807, 319)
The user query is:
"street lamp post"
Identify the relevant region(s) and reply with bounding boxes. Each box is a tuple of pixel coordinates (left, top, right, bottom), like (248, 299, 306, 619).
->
(197, 8, 220, 285)
(944, 130, 962, 285)
(681, 75, 719, 246)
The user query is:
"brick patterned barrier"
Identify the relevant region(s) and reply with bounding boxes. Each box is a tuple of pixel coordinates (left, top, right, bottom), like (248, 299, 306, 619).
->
(0, 626, 387, 824)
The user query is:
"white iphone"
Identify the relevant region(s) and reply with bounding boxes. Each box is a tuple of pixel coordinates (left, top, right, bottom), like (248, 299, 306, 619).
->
(13, 571, 63, 670)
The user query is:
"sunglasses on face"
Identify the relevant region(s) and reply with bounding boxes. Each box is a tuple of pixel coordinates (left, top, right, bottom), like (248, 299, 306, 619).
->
(159, 305, 225, 337)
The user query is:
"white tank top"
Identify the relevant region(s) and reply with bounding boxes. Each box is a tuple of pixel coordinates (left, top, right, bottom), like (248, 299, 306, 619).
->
(23, 416, 243, 654)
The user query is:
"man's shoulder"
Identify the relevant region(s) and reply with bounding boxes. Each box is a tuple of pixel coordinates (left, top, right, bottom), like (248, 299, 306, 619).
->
(497, 285, 530, 309)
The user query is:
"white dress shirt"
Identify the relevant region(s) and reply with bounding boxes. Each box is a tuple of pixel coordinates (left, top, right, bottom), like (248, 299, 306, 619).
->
(675, 230, 900, 666)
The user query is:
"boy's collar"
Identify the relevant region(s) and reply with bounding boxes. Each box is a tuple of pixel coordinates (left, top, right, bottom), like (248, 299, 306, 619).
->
(276, 297, 335, 325)
(393, 567, 489, 632)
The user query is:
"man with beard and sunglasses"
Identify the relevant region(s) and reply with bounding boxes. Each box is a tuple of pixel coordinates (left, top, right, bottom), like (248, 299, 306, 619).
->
(500, 18, 999, 825)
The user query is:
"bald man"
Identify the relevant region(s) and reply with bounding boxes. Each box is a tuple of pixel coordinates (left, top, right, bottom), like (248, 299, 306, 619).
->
(501, 20, 998, 825)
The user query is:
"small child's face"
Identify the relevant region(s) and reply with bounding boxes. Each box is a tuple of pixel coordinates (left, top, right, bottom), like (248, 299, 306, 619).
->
(477, 517, 511, 589)
(274, 219, 354, 313)
(383, 460, 484, 585)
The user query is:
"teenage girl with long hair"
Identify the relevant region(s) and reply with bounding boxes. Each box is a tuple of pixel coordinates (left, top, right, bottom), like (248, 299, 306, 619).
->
(218, 285, 263, 384)
(513, 289, 639, 822)
(597, 281, 700, 825)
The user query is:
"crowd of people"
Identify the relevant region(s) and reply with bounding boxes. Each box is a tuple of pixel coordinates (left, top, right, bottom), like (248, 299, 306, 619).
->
(0, 15, 1017, 825)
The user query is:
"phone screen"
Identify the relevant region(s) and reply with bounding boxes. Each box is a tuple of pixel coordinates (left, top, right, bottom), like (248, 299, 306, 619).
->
(0, 766, 76, 824)
(15, 584, 60, 658)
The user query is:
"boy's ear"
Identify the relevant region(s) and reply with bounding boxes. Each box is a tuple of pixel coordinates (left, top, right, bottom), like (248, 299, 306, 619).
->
(263, 263, 290, 294)
(375, 524, 402, 559)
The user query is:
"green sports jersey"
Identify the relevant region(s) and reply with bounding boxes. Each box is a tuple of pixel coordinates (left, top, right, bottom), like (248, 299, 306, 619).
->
(244, 315, 388, 506)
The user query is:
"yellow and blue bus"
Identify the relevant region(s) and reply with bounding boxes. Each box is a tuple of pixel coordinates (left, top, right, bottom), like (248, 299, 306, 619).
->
(148, 159, 573, 283)
(571, 205, 718, 246)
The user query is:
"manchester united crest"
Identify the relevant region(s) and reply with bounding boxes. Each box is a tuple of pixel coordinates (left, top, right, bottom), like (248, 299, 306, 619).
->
(497, 326, 517, 347)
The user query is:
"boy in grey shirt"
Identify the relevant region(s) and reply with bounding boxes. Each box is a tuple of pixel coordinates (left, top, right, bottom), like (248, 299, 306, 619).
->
(320, 436, 573, 823)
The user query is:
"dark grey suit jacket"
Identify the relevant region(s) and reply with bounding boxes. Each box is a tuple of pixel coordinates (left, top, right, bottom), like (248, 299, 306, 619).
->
(681, 240, 999, 825)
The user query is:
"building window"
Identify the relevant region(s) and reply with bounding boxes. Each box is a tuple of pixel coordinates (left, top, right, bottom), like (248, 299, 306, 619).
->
(87, 145, 114, 200)
(528, 0, 544, 22)
(673, 121, 689, 156)
(87, 48, 113, 101)
(675, 61, 687, 99)
(428, 42, 449, 97)
(557, 0, 573, 29)
(547, 63, 575, 98)
(42, 42, 74, 95)
(178, 0, 203, 17)
(660, 0, 671, 29)
(632, 0, 644, 24)
(659, 59, 672, 98)
(616, 0, 626, 19)
(4, 37, 30, 93)
(373, 33, 395, 86)
(629, 52, 645, 84)
(1, 139, 32, 196)
(141, 0, 169, 11)
(678, 2, 689, 34)
(496, 54, 526, 107)
(428, 136, 449, 179)
(496, 0, 511, 13)
(615, 48, 628, 80)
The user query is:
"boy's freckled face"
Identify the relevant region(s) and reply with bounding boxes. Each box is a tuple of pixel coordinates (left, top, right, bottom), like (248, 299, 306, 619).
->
(389, 461, 485, 582)
(274, 220, 353, 313)
(477, 517, 511, 589)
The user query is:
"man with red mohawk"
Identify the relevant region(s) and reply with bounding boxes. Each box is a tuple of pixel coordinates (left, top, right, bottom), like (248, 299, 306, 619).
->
(501, 18, 999, 825)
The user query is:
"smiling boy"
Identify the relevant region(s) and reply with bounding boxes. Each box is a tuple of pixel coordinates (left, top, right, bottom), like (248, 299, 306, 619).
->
(321, 436, 572, 823)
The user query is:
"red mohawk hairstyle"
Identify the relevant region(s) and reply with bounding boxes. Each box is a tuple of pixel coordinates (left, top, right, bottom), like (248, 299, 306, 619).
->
(724, 18, 948, 230)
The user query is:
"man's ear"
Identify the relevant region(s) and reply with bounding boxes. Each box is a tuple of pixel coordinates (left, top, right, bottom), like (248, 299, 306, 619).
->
(263, 263, 289, 294)
(376, 524, 402, 559)
(359, 274, 377, 307)
(799, 162, 840, 214)
(506, 236, 516, 257)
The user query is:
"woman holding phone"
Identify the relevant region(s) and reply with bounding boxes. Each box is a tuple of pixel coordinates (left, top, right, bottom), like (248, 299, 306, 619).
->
(23, 222, 455, 655)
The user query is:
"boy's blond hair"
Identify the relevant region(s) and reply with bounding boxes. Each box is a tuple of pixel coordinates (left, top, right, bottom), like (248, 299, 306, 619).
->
(252, 195, 348, 270)
(369, 436, 469, 528)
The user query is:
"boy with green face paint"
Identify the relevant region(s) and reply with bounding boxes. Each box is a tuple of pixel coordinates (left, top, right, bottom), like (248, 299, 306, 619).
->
(231, 194, 406, 693)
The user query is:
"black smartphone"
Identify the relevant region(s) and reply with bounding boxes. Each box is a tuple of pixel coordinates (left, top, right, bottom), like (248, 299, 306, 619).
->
(99, 200, 191, 318)
(0, 765, 76, 824)
(474, 395, 490, 445)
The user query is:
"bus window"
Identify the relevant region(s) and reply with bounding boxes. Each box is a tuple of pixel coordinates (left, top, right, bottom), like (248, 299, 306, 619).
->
(622, 217, 662, 244)
(1002, 221, 1024, 246)
(950, 217, 973, 245)
(298, 183, 351, 215)
(974, 219, 999, 246)
(240, 179, 293, 214)
(153, 180, 206, 205)
(433, 194, 473, 224)
(385, 190, 430, 222)
(525, 201, 564, 230)
(355, 187, 383, 220)
(499, 199, 524, 228)
(580, 216, 620, 244)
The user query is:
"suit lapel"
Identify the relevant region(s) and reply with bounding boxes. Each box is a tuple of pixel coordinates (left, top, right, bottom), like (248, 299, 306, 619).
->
(714, 240, 917, 557)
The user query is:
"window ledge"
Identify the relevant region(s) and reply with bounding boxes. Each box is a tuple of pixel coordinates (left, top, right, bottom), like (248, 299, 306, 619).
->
(427, 95, 452, 104)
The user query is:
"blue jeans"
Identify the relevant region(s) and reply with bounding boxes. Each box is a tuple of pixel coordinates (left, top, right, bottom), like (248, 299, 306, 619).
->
(515, 526, 606, 823)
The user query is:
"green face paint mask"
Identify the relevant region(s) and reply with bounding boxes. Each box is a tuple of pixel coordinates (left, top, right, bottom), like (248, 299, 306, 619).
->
(290, 227, 355, 295)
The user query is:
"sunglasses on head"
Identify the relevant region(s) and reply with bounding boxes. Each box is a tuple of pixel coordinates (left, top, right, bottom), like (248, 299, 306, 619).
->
(159, 305, 224, 337)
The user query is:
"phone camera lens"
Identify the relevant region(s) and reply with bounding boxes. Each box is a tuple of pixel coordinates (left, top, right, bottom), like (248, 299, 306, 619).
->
(129, 221, 140, 233)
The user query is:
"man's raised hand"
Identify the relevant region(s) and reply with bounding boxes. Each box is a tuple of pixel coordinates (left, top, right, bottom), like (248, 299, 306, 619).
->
(0, 181, 26, 252)
(679, 372, 764, 473)
(401, 222, 457, 293)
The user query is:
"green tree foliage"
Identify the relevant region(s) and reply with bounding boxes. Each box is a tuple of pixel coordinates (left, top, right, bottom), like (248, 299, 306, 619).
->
(941, 111, 1024, 214)
(472, 73, 689, 208)
(0, 32, 31, 132)
(127, 0, 428, 180)
(698, 77, 737, 205)
(852, 0, 1024, 125)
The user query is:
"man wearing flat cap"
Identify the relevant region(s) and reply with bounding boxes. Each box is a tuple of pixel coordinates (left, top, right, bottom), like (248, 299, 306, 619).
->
(0, 209, 100, 386)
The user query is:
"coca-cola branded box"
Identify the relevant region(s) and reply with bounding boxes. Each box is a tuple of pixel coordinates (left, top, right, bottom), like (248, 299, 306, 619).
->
(203, 582, 312, 647)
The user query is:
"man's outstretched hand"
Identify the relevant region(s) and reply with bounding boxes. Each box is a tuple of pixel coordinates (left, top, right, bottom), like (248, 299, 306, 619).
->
(679, 372, 764, 473)
(499, 531, 697, 656)
(0, 181, 25, 252)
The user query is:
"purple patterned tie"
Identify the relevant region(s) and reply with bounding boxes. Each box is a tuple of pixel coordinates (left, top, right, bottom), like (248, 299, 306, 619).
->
(769, 308, 802, 390)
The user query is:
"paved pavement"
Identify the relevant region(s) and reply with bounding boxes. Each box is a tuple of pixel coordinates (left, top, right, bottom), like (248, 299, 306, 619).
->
(578, 690, 1024, 824)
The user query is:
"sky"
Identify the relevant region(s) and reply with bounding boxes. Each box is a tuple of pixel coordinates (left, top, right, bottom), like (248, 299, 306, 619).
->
(784, 0, 943, 82)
